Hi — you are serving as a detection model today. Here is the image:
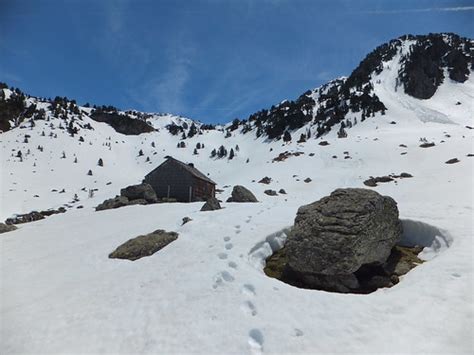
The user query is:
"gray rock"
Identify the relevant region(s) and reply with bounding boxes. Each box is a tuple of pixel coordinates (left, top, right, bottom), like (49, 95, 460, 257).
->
(258, 176, 272, 184)
(0, 223, 17, 234)
(120, 183, 158, 203)
(200, 197, 222, 211)
(285, 188, 402, 291)
(278, 189, 287, 194)
(445, 158, 460, 164)
(5, 211, 45, 225)
(182, 217, 192, 225)
(96, 196, 129, 211)
(109, 229, 178, 261)
(227, 185, 258, 203)
(264, 189, 278, 196)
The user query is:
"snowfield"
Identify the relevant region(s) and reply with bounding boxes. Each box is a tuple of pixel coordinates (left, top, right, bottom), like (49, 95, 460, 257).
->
(1, 67, 473, 352)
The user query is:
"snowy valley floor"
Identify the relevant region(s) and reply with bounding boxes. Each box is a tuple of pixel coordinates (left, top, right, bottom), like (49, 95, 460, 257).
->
(1, 108, 474, 353)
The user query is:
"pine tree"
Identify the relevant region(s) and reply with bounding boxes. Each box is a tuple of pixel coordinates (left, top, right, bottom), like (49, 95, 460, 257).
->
(283, 131, 292, 142)
(98, 158, 103, 167)
(210, 149, 216, 158)
(297, 133, 306, 143)
(87, 169, 93, 176)
(193, 148, 198, 155)
(229, 148, 235, 160)
(138, 149, 144, 156)
(188, 123, 197, 138)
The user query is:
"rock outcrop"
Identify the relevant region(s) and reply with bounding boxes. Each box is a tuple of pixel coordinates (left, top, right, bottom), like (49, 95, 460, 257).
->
(226, 185, 258, 203)
(284, 188, 402, 293)
(0, 223, 17, 234)
(109, 229, 178, 261)
(120, 183, 158, 203)
(96, 196, 129, 211)
(200, 197, 222, 211)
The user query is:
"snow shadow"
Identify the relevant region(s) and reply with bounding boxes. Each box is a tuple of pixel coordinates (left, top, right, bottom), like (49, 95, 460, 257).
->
(248, 227, 290, 270)
(399, 219, 452, 253)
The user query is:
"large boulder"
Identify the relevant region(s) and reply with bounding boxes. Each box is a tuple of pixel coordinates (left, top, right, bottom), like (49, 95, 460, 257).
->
(0, 223, 17, 234)
(109, 229, 178, 261)
(120, 183, 158, 203)
(200, 197, 222, 211)
(96, 196, 129, 211)
(227, 185, 258, 203)
(285, 188, 402, 292)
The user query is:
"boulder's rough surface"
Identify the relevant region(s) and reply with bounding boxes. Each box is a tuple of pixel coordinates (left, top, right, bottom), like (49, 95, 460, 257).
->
(109, 229, 178, 261)
(0, 223, 17, 234)
(120, 183, 158, 203)
(285, 188, 402, 292)
(227, 185, 258, 203)
(200, 197, 222, 211)
(96, 196, 129, 211)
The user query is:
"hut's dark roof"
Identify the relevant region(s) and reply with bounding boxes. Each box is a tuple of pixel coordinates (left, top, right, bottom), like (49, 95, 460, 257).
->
(146, 156, 216, 185)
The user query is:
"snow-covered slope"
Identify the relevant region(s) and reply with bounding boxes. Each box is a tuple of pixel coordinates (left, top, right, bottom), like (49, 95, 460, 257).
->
(1, 33, 473, 354)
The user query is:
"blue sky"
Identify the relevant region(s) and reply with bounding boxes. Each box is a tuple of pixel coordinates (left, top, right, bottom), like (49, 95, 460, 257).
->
(1, 0, 473, 123)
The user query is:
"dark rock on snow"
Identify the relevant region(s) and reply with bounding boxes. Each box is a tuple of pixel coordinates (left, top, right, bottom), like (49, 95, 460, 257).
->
(227, 185, 258, 203)
(96, 196, 129, 211)
(5, 207, 66, 225)
(109, 229, 178, 261)
(304, 178, 312, 183)
(200, 197, 222, 211)
(419, 142, 435, 148)
(278, 189, 287, 194)
(284, 188, 402, 293)
(445, 158, 460, 164)
(182, 217, 192, 225)
(264, 189, 278, 196)
(120, 183, 158, 203)
(0, 223, 17, 234)
(258, 176, 272, 184)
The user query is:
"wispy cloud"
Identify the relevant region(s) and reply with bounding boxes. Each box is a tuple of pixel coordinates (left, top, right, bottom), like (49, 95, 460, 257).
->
(362, 6, 474, 15)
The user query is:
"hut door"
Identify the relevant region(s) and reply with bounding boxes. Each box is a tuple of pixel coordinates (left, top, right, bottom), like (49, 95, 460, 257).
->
(188, 186, 193, 202)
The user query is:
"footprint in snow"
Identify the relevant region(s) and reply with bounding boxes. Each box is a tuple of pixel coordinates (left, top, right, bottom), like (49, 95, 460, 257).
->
(248, 329, 264, 354)
(224, 236, 231, 242)
(241, 284, 256, 297)
(240, 300, 257, 316)
(228, 261, 238, 269)
(212, 271, 235, 289)
(293, 328, 304, 337)
(225, 243, 233, 250)
(217, 252, 228, 260)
